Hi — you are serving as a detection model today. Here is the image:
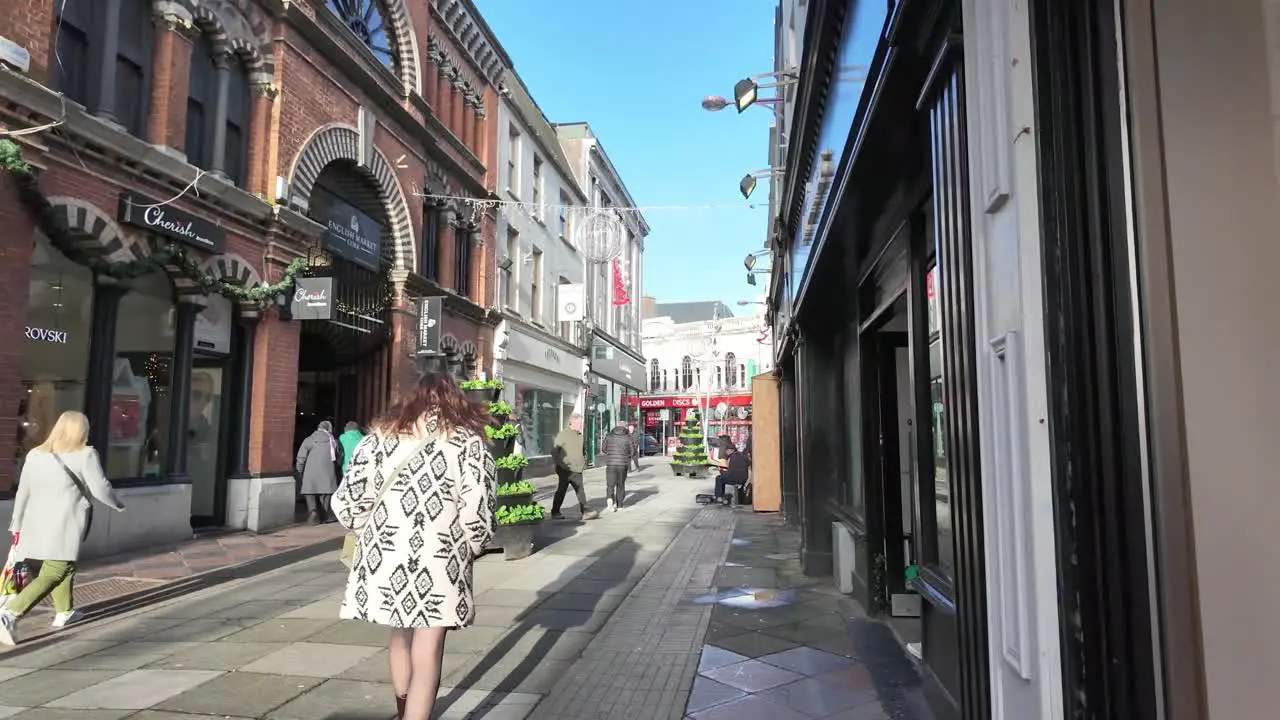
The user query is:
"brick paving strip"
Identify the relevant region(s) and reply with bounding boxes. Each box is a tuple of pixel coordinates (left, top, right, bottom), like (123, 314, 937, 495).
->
(528, 506, 737, 720)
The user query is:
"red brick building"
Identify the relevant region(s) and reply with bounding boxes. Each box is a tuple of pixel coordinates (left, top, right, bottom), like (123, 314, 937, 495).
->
(0, 0, 508, 557)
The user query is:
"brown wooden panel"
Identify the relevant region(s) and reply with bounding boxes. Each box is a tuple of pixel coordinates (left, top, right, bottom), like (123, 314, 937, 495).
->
(750, 373, 781, 512)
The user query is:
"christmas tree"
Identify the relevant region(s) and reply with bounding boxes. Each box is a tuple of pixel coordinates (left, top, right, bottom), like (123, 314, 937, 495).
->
(671, 409, 709, 477)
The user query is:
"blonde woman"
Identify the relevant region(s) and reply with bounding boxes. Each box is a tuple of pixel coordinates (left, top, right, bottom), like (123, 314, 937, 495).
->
(0, 411, 125, 645)
(331, 371, 496, 720)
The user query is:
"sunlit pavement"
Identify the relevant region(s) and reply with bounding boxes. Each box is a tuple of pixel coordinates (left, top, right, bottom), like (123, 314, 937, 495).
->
(0, 459, 931, 719)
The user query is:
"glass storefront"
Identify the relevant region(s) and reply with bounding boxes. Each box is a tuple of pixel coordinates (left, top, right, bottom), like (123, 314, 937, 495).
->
(509, 385, 564, 456)
(16, 236, 95, 482)
(106, 271, 176, 480)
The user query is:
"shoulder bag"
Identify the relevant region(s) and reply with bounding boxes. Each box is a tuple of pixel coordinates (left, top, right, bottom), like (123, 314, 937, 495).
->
(51, 454, 95, 542)
(340, 436, 433, 568)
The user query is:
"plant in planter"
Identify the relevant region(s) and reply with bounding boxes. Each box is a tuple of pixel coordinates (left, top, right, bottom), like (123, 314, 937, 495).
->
(496, 479, 536, 508)
(493, 502, 545, 560)
(494, 452, 529, 485)
(484, 422, 520, 457)
(671, 410, 709, 477)
(488, 400, 513, 423)
(460, 378, 503, 403)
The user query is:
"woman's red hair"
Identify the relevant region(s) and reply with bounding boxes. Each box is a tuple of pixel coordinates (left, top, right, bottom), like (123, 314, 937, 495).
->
(372, 371, 490, 437)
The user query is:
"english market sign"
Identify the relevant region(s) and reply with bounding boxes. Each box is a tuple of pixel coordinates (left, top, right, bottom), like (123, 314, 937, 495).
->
(118, 193, 227, 253)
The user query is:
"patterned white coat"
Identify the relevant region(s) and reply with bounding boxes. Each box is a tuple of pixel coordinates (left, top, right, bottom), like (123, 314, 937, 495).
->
(330, 420, 496, 628)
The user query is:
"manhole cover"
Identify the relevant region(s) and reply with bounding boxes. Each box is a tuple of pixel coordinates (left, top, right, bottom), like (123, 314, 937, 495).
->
(37, 577, 168, 609)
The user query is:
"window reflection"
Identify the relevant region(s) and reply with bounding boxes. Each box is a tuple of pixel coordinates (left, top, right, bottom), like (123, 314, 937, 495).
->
(107, 272, 176, 479)
(926, 264, 954, 576)
(17, 237, 94, 486)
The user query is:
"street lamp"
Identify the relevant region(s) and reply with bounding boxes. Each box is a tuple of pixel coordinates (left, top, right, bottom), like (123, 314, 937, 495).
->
(739, 168, 783, 200)
(744, 249, 770, 272)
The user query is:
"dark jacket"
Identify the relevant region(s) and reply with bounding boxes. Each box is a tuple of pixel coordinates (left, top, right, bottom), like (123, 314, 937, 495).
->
(601, 425, 636, 467)
(552, 428, 587, 472)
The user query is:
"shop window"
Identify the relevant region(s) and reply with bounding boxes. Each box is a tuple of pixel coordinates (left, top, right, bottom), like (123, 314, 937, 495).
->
(106, 272, 176, 480)
(925, 263, 954, 576)
(681, 355, 692, 389)
(16, 236, 95, 482)
(515, 387, 562, 455)
(420, 205, 439, 280)
(649, 358, 660, 391)
(54, 0, 153, 138)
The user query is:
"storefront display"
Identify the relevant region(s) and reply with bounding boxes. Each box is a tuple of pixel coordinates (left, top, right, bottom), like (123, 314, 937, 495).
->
(107, 272, 176, 480)
(16, 236, 95, 482)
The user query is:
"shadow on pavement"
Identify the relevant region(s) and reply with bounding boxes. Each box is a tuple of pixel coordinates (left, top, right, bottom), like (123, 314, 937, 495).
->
(438, 537, 640, 717)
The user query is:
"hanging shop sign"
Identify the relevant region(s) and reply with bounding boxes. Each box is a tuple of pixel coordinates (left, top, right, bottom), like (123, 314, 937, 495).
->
(629, 394, 753, 409)
(416, 296, 442, 355)
(117, 193, 227, 253)
(290, 277, 333, 321)
(312, 189, 382, 271)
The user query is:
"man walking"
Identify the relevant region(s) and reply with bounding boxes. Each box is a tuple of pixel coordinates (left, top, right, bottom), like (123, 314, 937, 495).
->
(602, 424, 637, 512)
(550, 415, 598, 521)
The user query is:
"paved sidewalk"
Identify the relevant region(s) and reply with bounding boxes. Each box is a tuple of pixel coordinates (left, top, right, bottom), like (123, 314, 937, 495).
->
(0, 459, 712, 719)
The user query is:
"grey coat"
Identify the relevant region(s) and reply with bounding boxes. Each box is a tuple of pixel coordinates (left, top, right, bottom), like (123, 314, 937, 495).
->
(296, 429, 341, 494)
(9, 448, 124, 561)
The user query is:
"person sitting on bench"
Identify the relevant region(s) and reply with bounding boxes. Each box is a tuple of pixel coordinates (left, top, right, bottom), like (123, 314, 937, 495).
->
(714, 442, 750, 504)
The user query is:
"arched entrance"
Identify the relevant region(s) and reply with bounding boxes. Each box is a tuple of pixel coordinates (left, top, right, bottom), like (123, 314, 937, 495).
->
(293, 158, 398, 450)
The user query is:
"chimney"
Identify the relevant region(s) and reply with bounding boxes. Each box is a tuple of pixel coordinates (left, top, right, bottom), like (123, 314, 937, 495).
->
(641, 295, 657, 319)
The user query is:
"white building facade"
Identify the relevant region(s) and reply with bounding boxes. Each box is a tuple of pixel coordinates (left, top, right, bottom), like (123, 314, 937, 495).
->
(639, 309, 772, 450)
(491, 72, 590, 464)
(556, 123, 649, 460)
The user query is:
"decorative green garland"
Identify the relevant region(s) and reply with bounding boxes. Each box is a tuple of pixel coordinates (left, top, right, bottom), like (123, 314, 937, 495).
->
(0, 139, 309, 307)
(0, 140, 33, 181)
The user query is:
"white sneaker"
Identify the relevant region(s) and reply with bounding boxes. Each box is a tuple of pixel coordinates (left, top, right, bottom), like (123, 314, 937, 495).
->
(606, 498, 615, 512)
(0, 610, 17, 646)
(52, 609, 83, 629)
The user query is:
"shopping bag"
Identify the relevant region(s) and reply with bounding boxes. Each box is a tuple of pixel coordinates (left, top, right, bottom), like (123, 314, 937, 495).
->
(0, 543, 31, 599)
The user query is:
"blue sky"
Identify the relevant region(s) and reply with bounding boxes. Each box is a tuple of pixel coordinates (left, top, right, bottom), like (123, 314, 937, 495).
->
(474, 0, 777, 309)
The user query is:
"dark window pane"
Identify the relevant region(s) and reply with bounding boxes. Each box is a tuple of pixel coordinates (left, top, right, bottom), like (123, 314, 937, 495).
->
(185, 99, 206, 168)
(54, 25, 91, 107)
(455, 235, 470, 297)
(420, 208, 438, 280)
(115, 58, 146, 137)
(224, 122, 244, 187)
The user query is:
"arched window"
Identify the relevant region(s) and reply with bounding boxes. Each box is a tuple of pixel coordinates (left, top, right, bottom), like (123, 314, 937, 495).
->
(649, 359, 660, 391)
(715, 366, 723, 388)
(327, 0, 397, 69)
(186, 38, 252, 186)
(695, 367, 701, 389)
(725, 352, 737, 388)
(662, 369, 668, 390)
(681, 355, 693, 390)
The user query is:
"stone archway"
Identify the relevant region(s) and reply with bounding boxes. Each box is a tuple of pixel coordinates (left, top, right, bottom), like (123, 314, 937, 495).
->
(175, 0, 276, 79)
(199, 252, 265, 315)
(41, 197, 144, 263)
(288, 124, 416, 271)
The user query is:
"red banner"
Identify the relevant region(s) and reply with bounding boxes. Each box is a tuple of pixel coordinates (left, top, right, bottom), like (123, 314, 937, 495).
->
(612, 260, 631, 306)
(629, 394, 752, 409)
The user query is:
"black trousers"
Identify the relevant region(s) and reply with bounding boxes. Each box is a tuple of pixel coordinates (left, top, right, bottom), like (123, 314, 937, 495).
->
(551, 468, 587, 514)
(605, 465, 628, 506)
(714, 473, 746, 500)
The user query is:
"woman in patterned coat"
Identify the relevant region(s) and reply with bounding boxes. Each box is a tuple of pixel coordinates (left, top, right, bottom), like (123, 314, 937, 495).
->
(330, 371, 496, 720)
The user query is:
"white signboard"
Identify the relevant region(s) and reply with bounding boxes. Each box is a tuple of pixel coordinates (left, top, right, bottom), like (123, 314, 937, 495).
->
(557, 283, 585, 323)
